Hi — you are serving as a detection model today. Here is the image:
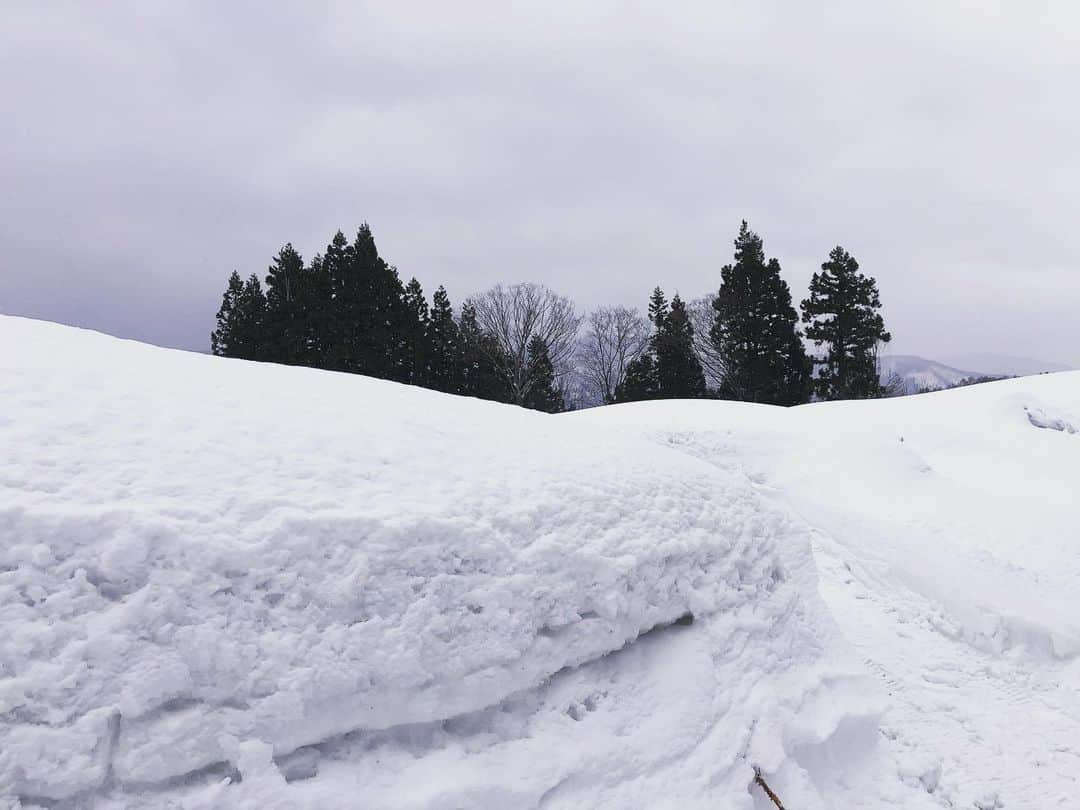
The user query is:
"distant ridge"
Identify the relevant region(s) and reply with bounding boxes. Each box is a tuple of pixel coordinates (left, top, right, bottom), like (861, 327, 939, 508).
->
(878, 355, 983, 394)
(938, 352, 1072, 377)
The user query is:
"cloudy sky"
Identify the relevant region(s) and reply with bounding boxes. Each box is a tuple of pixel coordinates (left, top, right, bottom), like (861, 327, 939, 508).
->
(3, 2, 1078, 366)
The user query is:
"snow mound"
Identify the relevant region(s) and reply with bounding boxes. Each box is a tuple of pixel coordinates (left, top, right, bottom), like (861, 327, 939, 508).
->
(0, 317, 877, 809)
(569, 370, 1080, 807)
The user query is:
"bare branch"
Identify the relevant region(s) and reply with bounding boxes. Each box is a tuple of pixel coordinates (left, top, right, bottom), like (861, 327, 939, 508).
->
(577, 306, 650, 404)
(467, 283, 582, 405)
(688, 296, 725, 390)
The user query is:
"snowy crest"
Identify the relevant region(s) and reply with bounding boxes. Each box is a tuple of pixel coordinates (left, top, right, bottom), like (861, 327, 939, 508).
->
(3, 316, 879, 808)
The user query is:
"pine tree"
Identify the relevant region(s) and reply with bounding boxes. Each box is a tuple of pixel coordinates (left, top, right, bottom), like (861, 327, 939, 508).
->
(522, 336, 564, 412)
(614, 352, 658, 402)
(302, 235, 338, 368)
(614, 288, 706, 402)
(655, 294, 706, 398)
(459, 302, 511, 402)
(710, 222, 810, 405)
(801, 245, 891, 400)
(310, 224, 413, 380)
(263, 243, 306, 364)
(647, 286, 669, 327)
(402, 278, 431, 386)
(427, 286, 465, 394)
(210, 271, 267, 360)
(353, 225, 412, 383)
(265, 243, 303, 310)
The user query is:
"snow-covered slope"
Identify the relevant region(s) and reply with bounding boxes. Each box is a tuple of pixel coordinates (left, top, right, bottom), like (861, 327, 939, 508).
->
(0, 316, 880, 809)
(6, 315, 1079, 809)
(570, 371, 1080, 808)
(877, 354, 981, 393)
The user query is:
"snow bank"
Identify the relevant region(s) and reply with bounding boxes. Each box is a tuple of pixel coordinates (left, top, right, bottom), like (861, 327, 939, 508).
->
(0, 316, 875, 809)
(575, 375, 1080, 662)
(569, 371, 1080, 806)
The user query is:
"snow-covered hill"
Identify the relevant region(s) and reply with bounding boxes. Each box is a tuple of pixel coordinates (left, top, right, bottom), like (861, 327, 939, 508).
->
(3, 315, 1080, 808)
(0, 316, 877, 809)
(571, 372, 1080, 807)
(877, 354, 982, 393)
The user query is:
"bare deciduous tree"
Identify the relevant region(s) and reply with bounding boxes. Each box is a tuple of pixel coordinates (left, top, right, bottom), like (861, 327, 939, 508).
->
(688, 296, 725, 391)
(577, 306, 650, 405)
(468, 283, 582, 405)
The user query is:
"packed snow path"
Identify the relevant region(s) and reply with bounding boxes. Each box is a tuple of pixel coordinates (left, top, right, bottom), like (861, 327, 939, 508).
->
(3, 315, 1079, 808)
(815, 534, 1080, 808)
(575, 375, 1080, 808)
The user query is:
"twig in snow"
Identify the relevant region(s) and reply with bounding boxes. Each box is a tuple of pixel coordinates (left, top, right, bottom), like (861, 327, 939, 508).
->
(753, 767, 787, 809)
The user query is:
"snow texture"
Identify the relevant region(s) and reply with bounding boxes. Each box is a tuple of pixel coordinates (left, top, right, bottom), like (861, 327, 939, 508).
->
(573, 372, 1080, 807)
(4, 314, 1080, 808)
(1, 316, 873, 809)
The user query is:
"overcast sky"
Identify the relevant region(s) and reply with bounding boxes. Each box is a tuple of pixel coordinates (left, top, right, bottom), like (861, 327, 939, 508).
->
(3, 2, 1078, 366)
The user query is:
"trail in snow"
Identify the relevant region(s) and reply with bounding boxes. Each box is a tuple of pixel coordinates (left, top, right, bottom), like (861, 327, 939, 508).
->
(814, 533, 1080, 808)
(571, 374, 1080, 808)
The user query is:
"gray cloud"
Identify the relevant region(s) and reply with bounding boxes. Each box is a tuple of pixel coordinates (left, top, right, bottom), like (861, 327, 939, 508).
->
(2, 1, 1078, 365)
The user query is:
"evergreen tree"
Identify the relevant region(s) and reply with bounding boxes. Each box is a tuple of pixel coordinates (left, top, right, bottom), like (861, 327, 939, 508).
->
(302, 237, 336, 367)
(321, 229, 356, 371)
(265, 243, 303, 310)
(801, 245, 891, 400)
(614, 288, 706, 402)
(655, 294, 707, 398)
(710, 222, 810, 405)
(426, 286, 465, 394)
(647, 286, 669, 327)
(614, 352, 658, 402)
(310, 224, 414, 380)
(402, 278, 431, 386)
(522, 336, 564, 412)
(354, 225, 414, 383)
(263, 243, 306, 364)
(210, 271, 267, 360)
(459, 302, 511, 402)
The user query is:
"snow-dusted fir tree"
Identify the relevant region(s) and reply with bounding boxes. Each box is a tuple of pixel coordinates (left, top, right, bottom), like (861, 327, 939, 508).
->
(522, 336, 564, 412)
(709, 222, 810, 405)
(210, 271, 267, 360)
(425, 286, 465, 394)
(801, 246, 891, 400)
(655, 294, 707, 398)
(458, 301, 511, 402)
(615, 288, 706, 402)
(262, 243, 307, 364)
(402, 277, 431, 386)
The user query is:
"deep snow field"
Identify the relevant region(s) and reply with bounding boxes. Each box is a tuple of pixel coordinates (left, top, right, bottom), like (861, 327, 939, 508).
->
(2, 315, 1078, 809)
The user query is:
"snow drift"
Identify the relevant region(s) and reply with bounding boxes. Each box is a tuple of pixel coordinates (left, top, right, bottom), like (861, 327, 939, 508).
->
(0, 316, 875, 809)
(570, 369, 1080, 807)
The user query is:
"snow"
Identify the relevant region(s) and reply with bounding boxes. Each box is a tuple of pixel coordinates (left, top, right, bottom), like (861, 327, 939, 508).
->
(0, 316, 875, 809)
(570, 373, 1080, 806)
(3, 314, 1080, 808)
(877, 354, 981, 393)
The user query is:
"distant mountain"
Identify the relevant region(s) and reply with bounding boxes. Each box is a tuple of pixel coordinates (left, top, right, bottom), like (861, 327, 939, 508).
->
(878, 355, 984, 395)
(937, 352, 1073, 378)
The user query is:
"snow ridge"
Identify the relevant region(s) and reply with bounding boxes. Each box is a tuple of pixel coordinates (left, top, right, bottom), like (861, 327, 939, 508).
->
(0, 316, 873, 809)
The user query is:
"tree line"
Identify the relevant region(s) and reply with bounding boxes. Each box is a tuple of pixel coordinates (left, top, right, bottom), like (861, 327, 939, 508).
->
(211, 221, 891, 411)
